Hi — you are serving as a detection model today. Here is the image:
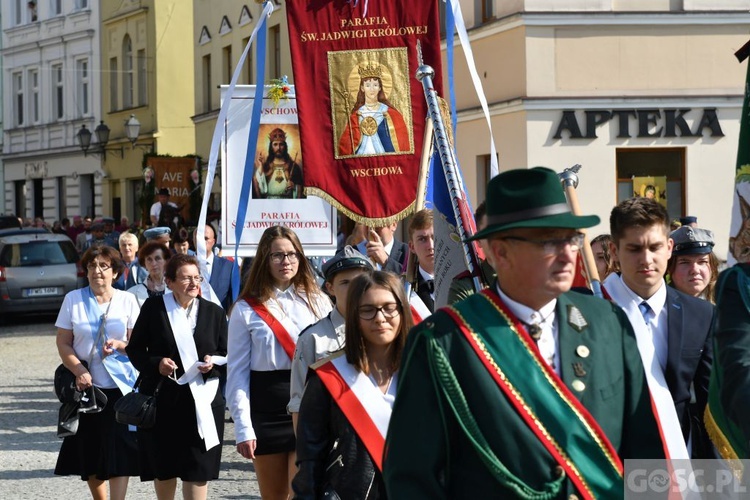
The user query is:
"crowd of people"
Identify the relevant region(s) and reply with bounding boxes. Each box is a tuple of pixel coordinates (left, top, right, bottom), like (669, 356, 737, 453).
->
(49, 165, 748, 499)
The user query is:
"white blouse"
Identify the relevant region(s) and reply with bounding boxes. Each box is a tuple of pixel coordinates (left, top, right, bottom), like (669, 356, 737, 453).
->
(55, 289, 140, 389)
(227, 287, 332, 443)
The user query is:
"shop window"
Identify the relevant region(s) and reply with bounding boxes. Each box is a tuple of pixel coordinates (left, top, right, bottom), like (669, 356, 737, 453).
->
(616, 147, 685, 220)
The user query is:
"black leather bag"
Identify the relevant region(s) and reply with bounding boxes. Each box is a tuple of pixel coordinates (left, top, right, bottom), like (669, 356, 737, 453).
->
(54, 361, 88, 404)
(114, 375, 163, 429)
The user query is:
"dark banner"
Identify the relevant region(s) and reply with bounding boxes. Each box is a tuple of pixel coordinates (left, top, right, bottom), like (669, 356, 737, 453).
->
(286, 0, 443, 224)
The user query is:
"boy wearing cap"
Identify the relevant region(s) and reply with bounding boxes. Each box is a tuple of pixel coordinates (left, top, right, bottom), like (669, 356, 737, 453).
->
(143, 226, 171, 248)
(288, 246, 373, 429)
(604, 197, 714, 459)
(385, 167, 666, 498)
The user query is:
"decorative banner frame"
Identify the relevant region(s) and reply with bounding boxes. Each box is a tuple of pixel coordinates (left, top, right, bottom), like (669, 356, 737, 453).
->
(221, 86, 337, 257)
(286, 0, 443, 225)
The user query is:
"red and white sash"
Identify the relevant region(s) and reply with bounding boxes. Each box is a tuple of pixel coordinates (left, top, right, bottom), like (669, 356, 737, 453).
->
(602, 274, 688, 460)
(409, 290, 431, 324)
(314, 353, 393, 471)
(245, 298, 296, 360)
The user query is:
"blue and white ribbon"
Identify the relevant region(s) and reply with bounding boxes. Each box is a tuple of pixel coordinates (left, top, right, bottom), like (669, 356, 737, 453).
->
(446, 0, 498, 178)
(195, 1, 274, 305)
(81, 287, 139, 396)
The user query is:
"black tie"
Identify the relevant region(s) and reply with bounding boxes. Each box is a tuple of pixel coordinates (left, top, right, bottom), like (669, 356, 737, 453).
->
(425, 279, 435, 294)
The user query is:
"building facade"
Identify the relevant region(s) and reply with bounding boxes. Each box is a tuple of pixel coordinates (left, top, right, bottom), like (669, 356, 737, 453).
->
(448, 0, 750, 260)
(100, 0, 195, 224)
(2, 0, 102, 221)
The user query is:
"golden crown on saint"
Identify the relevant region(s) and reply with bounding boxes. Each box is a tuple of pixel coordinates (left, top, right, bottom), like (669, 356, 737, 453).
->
(358, 62, 382, 79)
(268, 128, 286, 142)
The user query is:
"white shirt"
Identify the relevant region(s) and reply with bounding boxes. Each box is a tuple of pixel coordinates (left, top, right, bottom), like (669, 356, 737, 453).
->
(150, 200, 177, 220)
(496, 285, 559, 375)
(204, 251, 215, 279)
(227, 288, 333, 443)
(613, 275, 669, 372)
(55, 289, 140, 389)
(418, 266, 435, 301)
(289, 308, 346, 413)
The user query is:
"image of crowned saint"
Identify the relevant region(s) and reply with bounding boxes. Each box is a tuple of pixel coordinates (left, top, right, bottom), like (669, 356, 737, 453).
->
(338, 63, 410, 156)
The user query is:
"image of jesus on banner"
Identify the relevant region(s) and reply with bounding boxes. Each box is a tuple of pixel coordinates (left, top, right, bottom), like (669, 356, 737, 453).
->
(331, 50, 413, 158)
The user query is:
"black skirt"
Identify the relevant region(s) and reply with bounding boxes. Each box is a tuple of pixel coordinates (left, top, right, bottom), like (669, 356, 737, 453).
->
(137, 379, 224, 482)
(54, 387, 139, 481)
(251, 370, 295, 455)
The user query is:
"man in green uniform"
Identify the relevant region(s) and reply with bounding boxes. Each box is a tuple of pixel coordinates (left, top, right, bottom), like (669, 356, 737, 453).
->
(706, 263, 750, 461)
(384, 167, 666, 499)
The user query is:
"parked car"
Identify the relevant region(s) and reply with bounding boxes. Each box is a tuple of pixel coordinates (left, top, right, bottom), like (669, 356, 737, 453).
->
(0, 232, 84, 315)
(0, 215, 21, 231)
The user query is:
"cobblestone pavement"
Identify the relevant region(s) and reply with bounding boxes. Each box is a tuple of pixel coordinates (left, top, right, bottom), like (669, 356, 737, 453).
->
(0, 314, 260, 499)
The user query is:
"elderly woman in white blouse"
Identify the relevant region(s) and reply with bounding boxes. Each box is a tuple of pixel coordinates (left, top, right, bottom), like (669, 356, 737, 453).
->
(227, 226, 331, 500)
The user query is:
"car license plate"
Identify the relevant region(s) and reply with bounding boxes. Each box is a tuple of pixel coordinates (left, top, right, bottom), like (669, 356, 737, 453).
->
(25, 287, 60, 297)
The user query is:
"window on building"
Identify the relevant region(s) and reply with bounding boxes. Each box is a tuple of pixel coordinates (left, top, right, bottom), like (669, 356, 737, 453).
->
(29, 0, 37, 22)
(29, 69, 39, 124)
(137, 49, 147, 106)
(122, 35, 133, 108)
(242, 37, 253, 84)
(270, 25, 281, 79)
(481, 0, 494, 23)
(202, 54, 212, 112)
(109, 57, 118, 111)
(15, 180, 27, 218)
(76, 0, 89, 9)
(222, 45, 232, 84)
(76, 59, 90, 117)
(616, 147, 686, 219)
(52, 0, 62, 16)
(476, 154, 497, 206)
(438, 1, 446, 37)
(52, 64, 64, 120)
(13, 72, 24, 126)
(14, 0, 22, 25)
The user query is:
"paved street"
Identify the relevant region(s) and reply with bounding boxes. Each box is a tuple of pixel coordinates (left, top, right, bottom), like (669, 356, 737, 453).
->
(0, 314, 260, 499)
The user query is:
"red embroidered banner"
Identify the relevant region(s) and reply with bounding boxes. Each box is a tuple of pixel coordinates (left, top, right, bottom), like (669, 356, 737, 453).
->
(286, 0, 443, 224)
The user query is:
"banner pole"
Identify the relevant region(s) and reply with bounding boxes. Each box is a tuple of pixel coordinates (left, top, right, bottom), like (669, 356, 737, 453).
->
(559, 165, 603, 298)
(405, 117, 434, 286)
(416, 63, 483, 293)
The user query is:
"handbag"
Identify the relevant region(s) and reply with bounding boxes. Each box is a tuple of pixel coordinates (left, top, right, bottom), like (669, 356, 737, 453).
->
(54, 360, 87, 404)
(114, 374, 164, 429)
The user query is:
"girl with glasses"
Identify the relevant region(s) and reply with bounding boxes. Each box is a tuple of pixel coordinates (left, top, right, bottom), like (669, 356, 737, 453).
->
(292, 271, 413, 499)
(227, 225, 332, 500)
(127, 254, 228, 500)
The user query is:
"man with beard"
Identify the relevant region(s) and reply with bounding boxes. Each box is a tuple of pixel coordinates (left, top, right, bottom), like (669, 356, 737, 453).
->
(253, 128, 304, 199)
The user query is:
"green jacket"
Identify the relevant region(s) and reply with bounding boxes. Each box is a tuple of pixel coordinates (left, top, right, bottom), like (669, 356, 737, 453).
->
(384, 289, 665, 499)
(706, 264, 750, 461)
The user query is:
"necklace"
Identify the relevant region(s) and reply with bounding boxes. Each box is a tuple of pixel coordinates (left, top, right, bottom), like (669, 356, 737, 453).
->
(364, 102, 380, 110)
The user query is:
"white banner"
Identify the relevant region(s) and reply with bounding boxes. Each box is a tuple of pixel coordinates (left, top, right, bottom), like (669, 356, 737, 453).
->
(221, 86, 337, 257)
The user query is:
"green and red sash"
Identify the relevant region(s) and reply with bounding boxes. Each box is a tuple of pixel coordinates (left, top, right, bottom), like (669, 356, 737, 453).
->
(314, 353, 391, 471)
(245, 298, 296, 360)
(445, 289, 623, 499)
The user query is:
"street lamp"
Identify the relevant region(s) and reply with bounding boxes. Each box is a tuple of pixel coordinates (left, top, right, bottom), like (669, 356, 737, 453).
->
(76, 115, 153, 160)
(124, 114, 140, 146)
